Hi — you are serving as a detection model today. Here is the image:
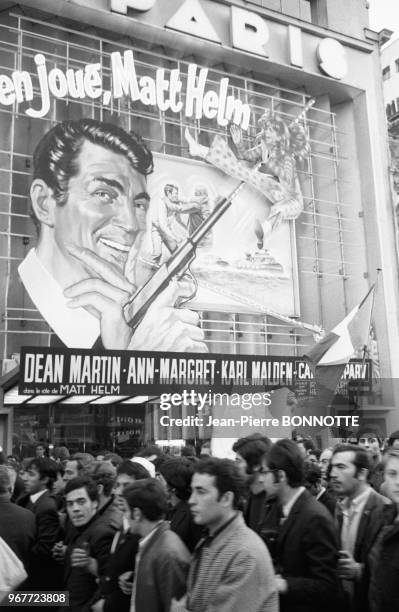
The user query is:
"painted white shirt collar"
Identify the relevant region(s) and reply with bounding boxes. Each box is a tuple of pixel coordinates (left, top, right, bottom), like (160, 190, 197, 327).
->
(18, 248, 100, 348)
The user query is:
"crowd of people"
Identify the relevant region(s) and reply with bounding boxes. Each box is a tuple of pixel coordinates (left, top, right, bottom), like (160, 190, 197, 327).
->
(1, 430, 399, 612)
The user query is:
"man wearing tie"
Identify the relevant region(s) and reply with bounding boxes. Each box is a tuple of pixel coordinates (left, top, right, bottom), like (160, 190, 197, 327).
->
(263, 439, 339, 612)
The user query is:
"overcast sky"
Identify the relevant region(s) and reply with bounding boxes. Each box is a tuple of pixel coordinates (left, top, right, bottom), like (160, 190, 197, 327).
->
(369, 0, 399, 40)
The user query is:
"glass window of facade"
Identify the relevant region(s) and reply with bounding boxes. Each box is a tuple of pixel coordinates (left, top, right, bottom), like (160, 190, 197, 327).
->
(383, 66, 391, 80)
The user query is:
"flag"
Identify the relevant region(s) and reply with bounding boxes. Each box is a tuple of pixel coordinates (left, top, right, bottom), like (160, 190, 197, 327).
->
(304, 284, 375, 393)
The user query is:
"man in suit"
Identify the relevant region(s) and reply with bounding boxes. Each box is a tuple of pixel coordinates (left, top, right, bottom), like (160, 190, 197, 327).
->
(18, 457, 62, 591)
(18, 118, 206, 353)
(264, 439, 339, 612)
(124, 478, 190, 612)
(184, 458, 278, 612)
(0, 465, 35, 572)
(330, 444, 391, 612)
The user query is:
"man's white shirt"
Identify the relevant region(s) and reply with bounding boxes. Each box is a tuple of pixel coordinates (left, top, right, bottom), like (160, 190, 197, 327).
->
(19, 248, 99, 348)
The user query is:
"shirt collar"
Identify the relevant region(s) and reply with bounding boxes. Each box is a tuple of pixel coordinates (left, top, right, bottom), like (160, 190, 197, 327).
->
(139, 521, 164, 551)
(30, 489, 47, 504)
(316, 486, 326, 500)
(341, 486, 371, 512)
(197, 512, 239, 550)
(19, 248, 100, 348)
(282, 486, 305, 518)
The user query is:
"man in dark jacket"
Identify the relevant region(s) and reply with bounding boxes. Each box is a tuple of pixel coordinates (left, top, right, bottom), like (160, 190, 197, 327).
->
(159, 456, 203, 552)
(265, 439, 340, 612)
(331, 444, 391, 612)
(369, 448, 399, 612)
(18, 457, 63, 591)
(232, 433, 273, 532)
(124, 479, 190, 612)
(0, 465, 35, 572)
(62, 477, 117, 612)
(91, 460, 151, 612)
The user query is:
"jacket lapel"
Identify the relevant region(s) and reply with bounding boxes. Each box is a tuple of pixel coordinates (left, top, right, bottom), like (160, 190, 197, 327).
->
(277, 490, 306, 549)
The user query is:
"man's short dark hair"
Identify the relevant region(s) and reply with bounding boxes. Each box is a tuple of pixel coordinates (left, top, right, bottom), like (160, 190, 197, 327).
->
(117, 460, 151, 480)
(103, 453, 123, 467)
(31, 118, 153, 232)
(124, 479, 168, 521)
(268, 439, 304, 488)
(71, 452, 95, 471)
(26, 457, 58, 490)
(35, 443, 48, 454)
(193, 458, 246, 510)
(181, 444, 197, 458)
(388, 430, 399, 447)
(332, 444, 370, 475)
(304, 462, 322, 486)
(64, 476, 98, 502)
(297, 437, 316, 453)
(159, 457, 195, 501)
(53, 446, 70, 462)
(232, 433, 272, 474)
(91, 461, 117, 497)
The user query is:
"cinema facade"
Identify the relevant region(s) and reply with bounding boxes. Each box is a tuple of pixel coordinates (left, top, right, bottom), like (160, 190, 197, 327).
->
(0, 0, 398, 457)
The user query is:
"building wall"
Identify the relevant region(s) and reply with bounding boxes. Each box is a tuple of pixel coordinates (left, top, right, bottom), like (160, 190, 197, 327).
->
(382, 38, 399, 117)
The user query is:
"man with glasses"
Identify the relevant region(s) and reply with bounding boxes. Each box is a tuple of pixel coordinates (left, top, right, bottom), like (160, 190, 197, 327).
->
(262, 439, 339, 612)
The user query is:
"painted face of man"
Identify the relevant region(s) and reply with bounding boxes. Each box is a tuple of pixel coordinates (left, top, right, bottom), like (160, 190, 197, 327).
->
(384, 455, 399, 506)
(330, 451, 362, 497)
(50, 140, 149, 277)
(166, 187, 179, 203)
(189, 473, 228, 531)
(66, 486, 98, 527)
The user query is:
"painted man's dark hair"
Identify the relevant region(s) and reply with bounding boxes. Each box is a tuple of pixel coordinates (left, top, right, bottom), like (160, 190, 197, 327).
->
(31, 118, 153, 232)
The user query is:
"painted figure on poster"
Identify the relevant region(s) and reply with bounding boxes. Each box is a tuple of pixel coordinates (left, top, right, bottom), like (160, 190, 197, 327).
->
(18, 119, 207, 352)
(185, 107, 309, 235)
(143, 182, 213, 269)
